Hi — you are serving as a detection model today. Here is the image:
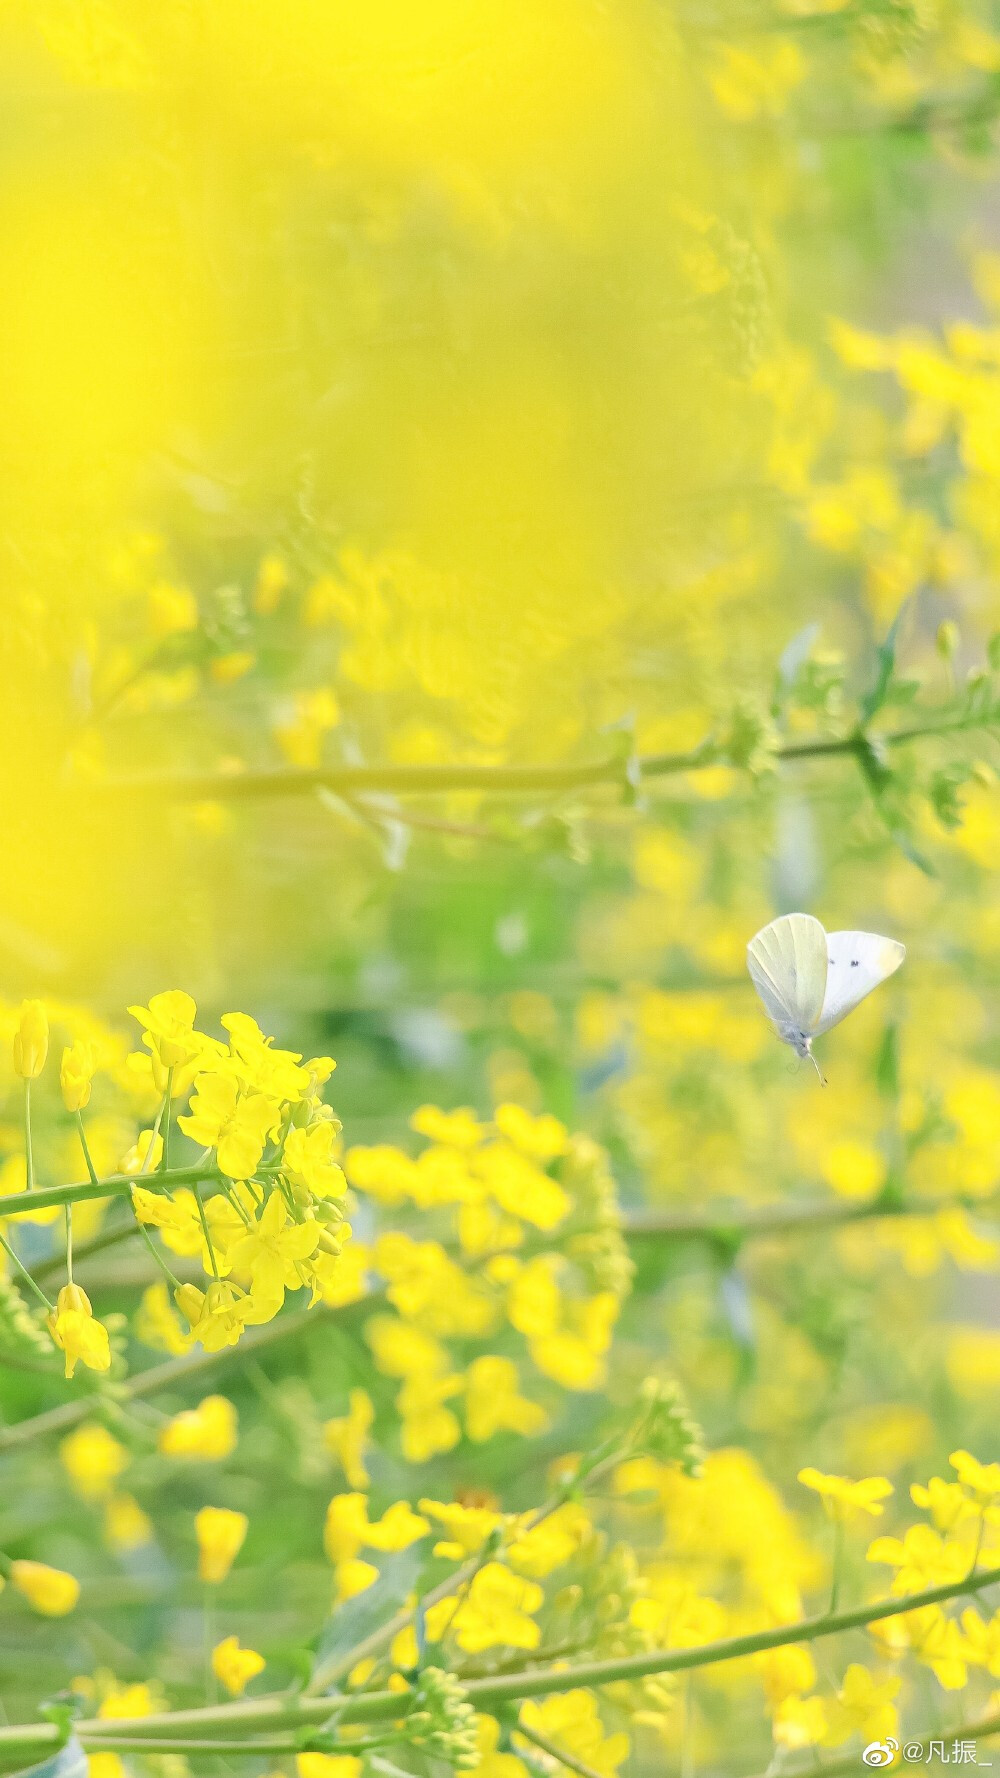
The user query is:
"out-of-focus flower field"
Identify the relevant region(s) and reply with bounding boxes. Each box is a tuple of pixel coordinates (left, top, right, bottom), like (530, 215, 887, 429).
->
(4, 1, 1000, 1772)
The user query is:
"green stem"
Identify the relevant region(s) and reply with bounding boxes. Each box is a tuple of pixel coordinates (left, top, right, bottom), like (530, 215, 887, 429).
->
(308, 1448, 642, 1694)
(204, 1585, 216, 1702)
(193, 1185, 221, 1281)
(100, 707, 980, 806)
(516, 1718, 606, 1778)
(64, 1204, 72, 1286)
(828, 1514, 845, 1614)
(623, 1186, 1000, 1242)
(160, 1068, 174, 1172)
(22, 1081, 33, 1194)
(56, 1561, 1000, 1745)
(76, 1113, 100, 1188)
(0, 1231, 53, 1314)
(0, 1161, 277, 1222)
(133, 1218, 184, 1292)
(969, 1508, 986, 1579)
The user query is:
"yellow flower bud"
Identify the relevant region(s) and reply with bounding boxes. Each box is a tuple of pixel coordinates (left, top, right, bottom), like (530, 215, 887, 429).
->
(47, 1284, 112, 1379)
(195, 1505, 248, 1584)
(174, 1283, 206, 1328)
(60, 1040, 96, 1112)
(120, 1129, 163, 1175)
(211, 1633, 265, 1696)
(158, 1395, 238, 1461)
(13, 1000, 48, 1080)
(10, 1559, 79, 1616)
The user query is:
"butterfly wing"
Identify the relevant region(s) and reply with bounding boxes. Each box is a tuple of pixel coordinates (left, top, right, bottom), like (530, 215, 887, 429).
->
(746, 914, 828, 1036)
(813, 930, 905, 1036)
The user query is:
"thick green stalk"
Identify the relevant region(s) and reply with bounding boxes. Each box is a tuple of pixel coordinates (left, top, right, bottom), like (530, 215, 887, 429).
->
(0, 1162, 227, 1220)
(100, 707, 986, 805)
(3, 1562, 993, 1758)
(0, 1304, 318, 1451)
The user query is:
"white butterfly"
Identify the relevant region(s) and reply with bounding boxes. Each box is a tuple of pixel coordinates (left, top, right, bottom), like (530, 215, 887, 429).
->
(747, 912, 905, 1082)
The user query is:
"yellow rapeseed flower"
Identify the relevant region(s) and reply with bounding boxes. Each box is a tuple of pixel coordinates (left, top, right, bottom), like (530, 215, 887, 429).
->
(282, 1122, 347, 1198)
(323, 1390, 374, 1489)
(60, 1039, 96, 1112)
(797, 1468, 893, 1521)
(127, 990, 200, 1070)
(227, 1190, 321, 1297)
(10, 1559, 79, 1616)
(177, 1072, 279, 1178)
(59, 1422, 129, 1501)
(195, 1506, 248, 1583)
(296, 1756, 361, 1778)
(47, 1284, 112, 1379)
(212, 1634, 265, 1696)
(158, 1395, 238, 1461)
(13, 1000, 48, 1079)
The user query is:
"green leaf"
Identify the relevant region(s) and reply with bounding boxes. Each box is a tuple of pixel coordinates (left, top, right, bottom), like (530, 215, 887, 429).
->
(859, 604, 908, 725)
(310, 1547, 427, 1693)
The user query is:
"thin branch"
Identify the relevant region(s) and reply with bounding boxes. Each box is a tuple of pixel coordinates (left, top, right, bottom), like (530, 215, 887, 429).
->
(624, 1187, 1000, 1243)
(94, 708, 987, 806)
(516, 1717, 607, 1778)
(306, 1448, 621, 1693)
(5, 1564, 999, 1758)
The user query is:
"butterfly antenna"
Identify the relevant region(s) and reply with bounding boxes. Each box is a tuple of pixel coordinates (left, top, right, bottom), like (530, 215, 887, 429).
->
(806, 1046, 826, 1087)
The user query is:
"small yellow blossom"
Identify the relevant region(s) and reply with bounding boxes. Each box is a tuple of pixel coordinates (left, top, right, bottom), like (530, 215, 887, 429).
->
(419, 1497, 503, 1561)
(97, 1681, 164, 1719)
(467, 1715, 527, 1778)
(518, 1693, 628, 1777)
(822, 1664, 899, 1748)
(323, 1493, 428, 1566)
(324, 1390, 374, 1489)
(798, 1468, 893, 1520)
(425, 1562, 543, 1653)
(410, 1105, 486, 1148)
(177, 1072, 279, 1179)
(60, 1040, 97, 1112)
(773, 1694, 827, 1749)
(494, 1104, 569, 1160)
(180, 1281, 277, 1352)
(867, 1523, 969, 1593)
(950, 1448, 1000, 1500)
(282, 1122, 347, 1198)
(127, 990, 200, 1070)
(158, 1395, 238, 1461)
(10, 1559, 79, 1615)
(254, 551, 288, 613)
(195, 1505, 248, 1583)
(120, 1129, 163, 1175)
(136, 1281, 191, 1355)
(296, 1756, 361, 1778)
(60, 1423, 128, 1500)
(212, 1634, 265, 1696)
(464, 1355, 548, 1444)
(962, 1606, 1000, 1676)
(104, 1493, 153, 1551)
(88, 1755, 125, 1778)
(13, 1000, 48, 1079)
(47, 1284, 112, 1379)
(228, 1190, 321, 1298)
(910, 1475, 976, 1531)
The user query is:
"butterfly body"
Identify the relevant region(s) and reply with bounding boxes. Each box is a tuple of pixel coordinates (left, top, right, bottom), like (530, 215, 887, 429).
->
(747, 912, 904, 1079)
